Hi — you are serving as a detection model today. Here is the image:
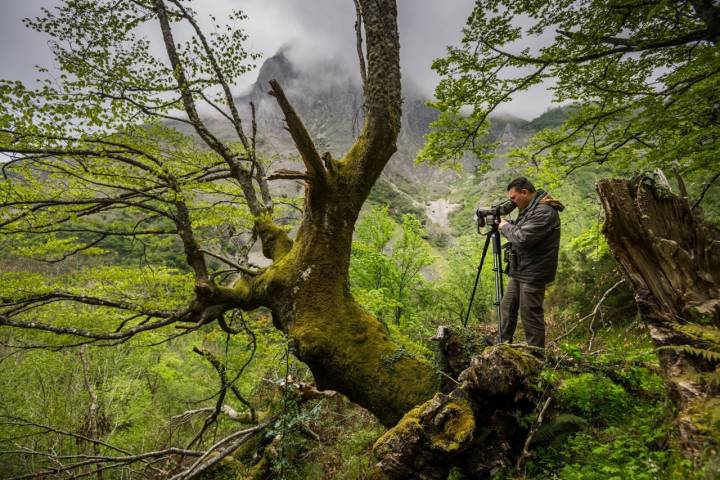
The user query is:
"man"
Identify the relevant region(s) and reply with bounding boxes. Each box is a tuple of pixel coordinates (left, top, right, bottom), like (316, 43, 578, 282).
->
(497, 177, 564, 348)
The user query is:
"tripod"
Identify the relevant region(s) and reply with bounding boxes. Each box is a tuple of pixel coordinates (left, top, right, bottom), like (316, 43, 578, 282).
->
(463, 220, 505, 341)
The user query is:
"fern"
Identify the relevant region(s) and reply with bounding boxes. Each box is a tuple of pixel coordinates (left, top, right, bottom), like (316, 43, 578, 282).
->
(656, 323, 720, 364)
(531, 414, 589, 448)
(658, 345, 720, 363)
(675, 323, 720, 344)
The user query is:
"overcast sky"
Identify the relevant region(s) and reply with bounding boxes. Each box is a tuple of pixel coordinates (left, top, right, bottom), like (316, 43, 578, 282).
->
(0, 0, 554, 119)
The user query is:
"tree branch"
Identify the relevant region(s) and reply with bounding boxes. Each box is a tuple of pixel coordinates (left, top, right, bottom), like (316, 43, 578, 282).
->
(353, 0, 368, 101)
(550, 279, 626, 345)
(267, 80, 327, 184)
(0, 309, 187, 341)
(691, 170, 720, 210)
(152, 0, 263, 215)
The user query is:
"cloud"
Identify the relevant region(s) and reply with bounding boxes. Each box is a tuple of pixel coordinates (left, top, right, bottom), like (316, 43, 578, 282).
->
(0, 0, 555, 120)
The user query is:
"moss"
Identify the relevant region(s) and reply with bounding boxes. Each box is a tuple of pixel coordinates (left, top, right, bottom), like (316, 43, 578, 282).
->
(373, 403, 425, 454)
(429, 398, 475, 453)
(289, 295, 440, 426)
(380, 345, 414, 369)
(496, 344, 541, 377)
(254, 215, 293, 261)
(216, 280, 250, 304)
(195, 455, 244, 480)
(242, 455, 270, 480)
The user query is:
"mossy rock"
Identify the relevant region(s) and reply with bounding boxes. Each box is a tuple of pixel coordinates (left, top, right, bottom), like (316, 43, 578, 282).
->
(373, 394, 476, 479)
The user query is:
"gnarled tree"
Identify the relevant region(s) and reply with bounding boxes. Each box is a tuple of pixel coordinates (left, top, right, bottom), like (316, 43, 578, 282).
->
(0, 1, 546, 478)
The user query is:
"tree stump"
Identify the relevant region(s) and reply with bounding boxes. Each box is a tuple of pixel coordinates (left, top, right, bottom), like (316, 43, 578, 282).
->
(597, 176, 720, 457)
(373, 345, 542, 479)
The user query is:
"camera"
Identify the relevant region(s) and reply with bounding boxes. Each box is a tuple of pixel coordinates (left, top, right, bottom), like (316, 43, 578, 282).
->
(475, 199, 516, 228)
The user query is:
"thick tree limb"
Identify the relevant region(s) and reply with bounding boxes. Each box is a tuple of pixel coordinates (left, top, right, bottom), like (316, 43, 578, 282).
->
(266, 168, 312, 182)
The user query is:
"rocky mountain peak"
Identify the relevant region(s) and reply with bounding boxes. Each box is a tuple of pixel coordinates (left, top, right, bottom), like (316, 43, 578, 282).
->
(250, 48, 300, 98)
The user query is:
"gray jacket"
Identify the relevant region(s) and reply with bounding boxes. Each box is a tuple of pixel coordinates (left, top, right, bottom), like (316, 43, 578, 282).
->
(500, 190, 563, 285)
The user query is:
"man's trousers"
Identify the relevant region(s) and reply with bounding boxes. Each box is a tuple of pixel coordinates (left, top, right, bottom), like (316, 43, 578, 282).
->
(499, 277, 546, 348)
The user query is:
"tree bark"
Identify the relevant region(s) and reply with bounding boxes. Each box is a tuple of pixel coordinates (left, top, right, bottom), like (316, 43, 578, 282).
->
(597, 176, 720, 455)
(373, 345, 542, 479)
(236, 0, 439, 427)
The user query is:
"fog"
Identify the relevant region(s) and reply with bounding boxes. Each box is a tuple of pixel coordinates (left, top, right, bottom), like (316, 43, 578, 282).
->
(0, 0, 555, 119)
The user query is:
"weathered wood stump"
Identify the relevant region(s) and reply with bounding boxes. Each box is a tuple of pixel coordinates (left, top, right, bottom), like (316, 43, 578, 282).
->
(597, 176, 720, 457)
(373, 344, 542, 479)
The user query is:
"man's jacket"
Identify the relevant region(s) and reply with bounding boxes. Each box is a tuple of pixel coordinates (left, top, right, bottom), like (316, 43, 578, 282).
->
(500, 190, 564, 285)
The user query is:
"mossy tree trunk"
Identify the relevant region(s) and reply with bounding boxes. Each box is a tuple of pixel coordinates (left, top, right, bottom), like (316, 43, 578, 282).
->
(205, 0, 440, 427)
(597, 176, 720, 455)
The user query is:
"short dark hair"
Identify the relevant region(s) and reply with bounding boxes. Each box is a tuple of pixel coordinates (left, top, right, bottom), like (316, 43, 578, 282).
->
(507, 177, 536, 192)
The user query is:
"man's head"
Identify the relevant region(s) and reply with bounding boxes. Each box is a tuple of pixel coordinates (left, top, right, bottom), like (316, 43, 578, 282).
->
(506, 177, 536, 210)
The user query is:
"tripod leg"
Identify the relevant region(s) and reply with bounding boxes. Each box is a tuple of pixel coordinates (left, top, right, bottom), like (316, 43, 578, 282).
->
(463, 231, 493, 327)
(491, 230, 505, 341)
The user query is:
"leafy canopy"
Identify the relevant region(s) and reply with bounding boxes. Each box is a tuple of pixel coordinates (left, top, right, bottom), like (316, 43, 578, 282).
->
(420, 0, 720, 190)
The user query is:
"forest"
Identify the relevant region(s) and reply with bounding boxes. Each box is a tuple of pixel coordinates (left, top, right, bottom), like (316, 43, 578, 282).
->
(0, 0, 718, 479)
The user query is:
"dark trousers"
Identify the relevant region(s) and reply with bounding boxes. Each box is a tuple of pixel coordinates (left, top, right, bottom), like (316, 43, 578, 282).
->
(499, 277, 546, 348)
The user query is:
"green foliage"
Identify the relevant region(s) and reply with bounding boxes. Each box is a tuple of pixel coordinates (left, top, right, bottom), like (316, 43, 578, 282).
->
(557, 373, 630, 425)
(658, 324, 720, 367)
(425, 0, 720, 206)
(350, 206, 434, 327)
(521, 342, 698, 480)
(417, 108, 494, 172)
(425, 234, 497, 326)
(0, 1, 259, 139)
(532, 413, 589, 449)
(367, 177, 426, 221)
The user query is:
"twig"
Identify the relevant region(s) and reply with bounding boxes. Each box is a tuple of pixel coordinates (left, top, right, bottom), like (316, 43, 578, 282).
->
(169, 422, 271, 480)
(79, 346, 102, 480)
(516, 396, 553, 471)
(549, 279, 625, 345)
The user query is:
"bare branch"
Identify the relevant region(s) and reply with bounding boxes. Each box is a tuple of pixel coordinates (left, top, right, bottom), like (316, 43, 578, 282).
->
(170, 421, 271, 480)
(516, 396, 553, 470)
(692, 170, 720, 210)
(78, 346, 102, 480)
(1, 293, 177, 318)
(0, 310, 186, 341)
(353, 0, 368, 101)
(268, 80, 327, 184)
(550, 279, 626, 345)
(152, 0, 263, 216)
(486, 28, 712, 66)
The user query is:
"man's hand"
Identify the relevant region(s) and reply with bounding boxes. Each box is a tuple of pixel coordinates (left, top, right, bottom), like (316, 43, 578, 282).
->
(498, 218, 509, 229)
